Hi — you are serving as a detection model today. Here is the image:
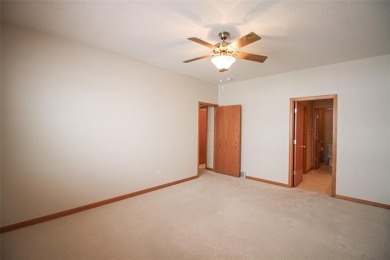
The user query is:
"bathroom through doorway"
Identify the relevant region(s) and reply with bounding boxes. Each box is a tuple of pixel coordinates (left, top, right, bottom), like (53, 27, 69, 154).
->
(289, 95, 337, 196)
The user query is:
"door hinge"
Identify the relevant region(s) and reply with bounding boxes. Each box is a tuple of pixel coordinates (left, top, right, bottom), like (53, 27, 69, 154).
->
(294, 108, 297, 113)
(293, 170, 296, 176)
(293, 139, 297, 145)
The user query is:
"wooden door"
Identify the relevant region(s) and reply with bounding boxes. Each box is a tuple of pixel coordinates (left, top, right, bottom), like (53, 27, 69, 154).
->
(303, 105, 308, 174)
(214, 105, 241, 177)
(294, 102, 305, 186)
(198, 108, 207, 165)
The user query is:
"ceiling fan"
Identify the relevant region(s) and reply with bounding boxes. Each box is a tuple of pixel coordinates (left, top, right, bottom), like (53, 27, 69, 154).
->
(183, 32, 267, 72)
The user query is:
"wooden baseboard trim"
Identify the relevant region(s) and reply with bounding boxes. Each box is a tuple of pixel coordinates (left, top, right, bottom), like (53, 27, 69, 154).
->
(246, 175, 289, 188)
(0, 175, 198, 234)
(206, 167, 214, 171)
(335, 194, 390, 210)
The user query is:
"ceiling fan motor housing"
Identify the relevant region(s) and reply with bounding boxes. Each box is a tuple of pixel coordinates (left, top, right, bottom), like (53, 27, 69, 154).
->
(218, 31, 230, 41)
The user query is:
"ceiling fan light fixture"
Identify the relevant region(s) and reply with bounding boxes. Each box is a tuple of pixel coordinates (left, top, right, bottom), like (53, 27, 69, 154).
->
(211, 55, 236, 72)
(183, 32, 267, 71)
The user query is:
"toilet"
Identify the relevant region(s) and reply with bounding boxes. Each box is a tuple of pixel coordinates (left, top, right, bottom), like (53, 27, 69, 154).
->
(327, 144, 333, 166)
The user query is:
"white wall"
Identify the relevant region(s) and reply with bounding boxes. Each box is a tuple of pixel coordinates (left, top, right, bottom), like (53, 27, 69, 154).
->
(0, 24, 218, 226)
(219, 54, 390, 205)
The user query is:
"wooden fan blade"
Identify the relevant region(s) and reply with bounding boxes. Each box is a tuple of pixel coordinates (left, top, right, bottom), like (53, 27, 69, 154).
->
(183, 55, 210, 63)
(188, 37, 216, 49)
(230, 32, 261, 49)
(237, 52, 268, 63)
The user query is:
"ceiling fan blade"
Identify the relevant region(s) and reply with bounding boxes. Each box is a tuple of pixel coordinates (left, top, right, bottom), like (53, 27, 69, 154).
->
(188, 37, 216, 49)
(183, 55, 210, 63)
(237, 52, 268, 63)
(230, 32, 261, 49)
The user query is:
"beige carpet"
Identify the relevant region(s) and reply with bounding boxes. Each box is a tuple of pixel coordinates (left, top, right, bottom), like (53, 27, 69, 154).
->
(2, 170, 390, 259)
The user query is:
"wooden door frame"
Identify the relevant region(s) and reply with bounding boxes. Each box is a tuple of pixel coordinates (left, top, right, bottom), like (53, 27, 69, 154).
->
(198, 102, 218, 177)
(288, 94, 338, 197)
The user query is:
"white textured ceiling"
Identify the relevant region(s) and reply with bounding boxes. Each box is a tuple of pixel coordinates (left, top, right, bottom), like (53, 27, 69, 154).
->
(2, 1, 390, 84)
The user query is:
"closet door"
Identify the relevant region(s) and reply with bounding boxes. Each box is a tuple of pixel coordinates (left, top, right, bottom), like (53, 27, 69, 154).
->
(214, 105, 241, 177)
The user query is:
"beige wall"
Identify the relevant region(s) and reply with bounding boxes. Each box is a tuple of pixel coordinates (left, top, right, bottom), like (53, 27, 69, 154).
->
(2, 22, 389, 227)
(219, 54, 390, 205)
(206, 107, 215, 168)
(0, 24, 218, 226)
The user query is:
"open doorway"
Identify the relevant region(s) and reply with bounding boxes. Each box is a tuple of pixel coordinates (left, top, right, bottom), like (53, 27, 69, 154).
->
(289, 95, 337, 197)
(198, 102, 218, 175)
